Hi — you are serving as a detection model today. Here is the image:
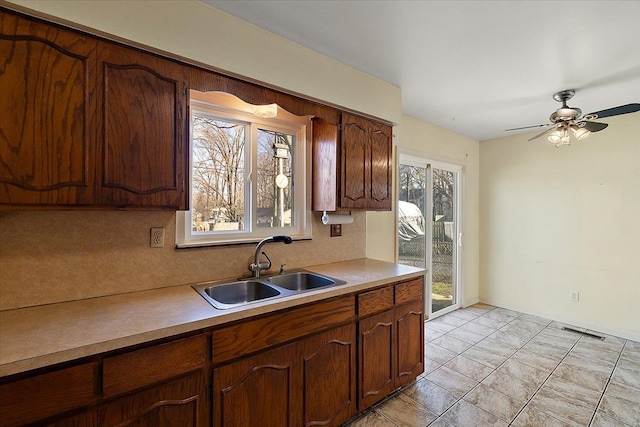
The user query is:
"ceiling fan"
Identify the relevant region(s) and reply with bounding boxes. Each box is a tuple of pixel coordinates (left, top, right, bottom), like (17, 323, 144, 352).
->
(506, 90, 640, 147)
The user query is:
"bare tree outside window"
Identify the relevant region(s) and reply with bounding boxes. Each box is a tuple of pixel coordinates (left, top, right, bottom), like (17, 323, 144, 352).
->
(191, 116, 245, 232)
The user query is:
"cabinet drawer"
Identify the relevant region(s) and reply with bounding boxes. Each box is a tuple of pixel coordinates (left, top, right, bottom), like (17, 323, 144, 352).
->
(103, 334, 207, 399)
(213, 296, 355, 364)
(395, 277, 424, 305)
(358, 286, 393, 317)
(0, 362, 98, 427)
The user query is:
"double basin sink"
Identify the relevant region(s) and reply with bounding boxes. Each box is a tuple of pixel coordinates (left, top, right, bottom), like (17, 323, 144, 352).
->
(192, 271, 347, 309)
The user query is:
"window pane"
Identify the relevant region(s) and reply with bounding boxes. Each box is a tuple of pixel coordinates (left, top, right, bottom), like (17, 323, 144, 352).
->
(191, 114, 245, 233)
(432, 168, 456, 313)
(398, 164, 427, 269)
(257, 129, 294, 228)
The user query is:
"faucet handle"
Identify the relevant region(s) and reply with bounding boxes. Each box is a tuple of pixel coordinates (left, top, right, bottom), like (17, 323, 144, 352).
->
(261, 251, 272, 270)
(279, 264, 286, 274)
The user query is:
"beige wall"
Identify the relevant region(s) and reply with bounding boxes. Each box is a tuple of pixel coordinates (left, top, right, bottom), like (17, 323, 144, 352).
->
(367, 115, 481, 308)
(480, 113, 640, 341)
(0, 211, 365, 310)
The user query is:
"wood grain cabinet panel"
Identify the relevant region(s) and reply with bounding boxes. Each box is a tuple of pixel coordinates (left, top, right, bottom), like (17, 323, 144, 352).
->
(357, 277, 425, 412)
(358, 310, 395, 411)
(0, 12, 97, 207)
(213, 296, 354, 364)
(103, 334, 207, 399)
(99, 371, 205, 427)
(213, 321, 355, 427)
(301, 324, 356, 427)
(311, 113, 392, 212)
(0, 362, 98, 427)
(340, 113, 392, 211)
(357, 286, 393, 317)
(213, 340, 297, 427)
(395, 277, 424, 305)
(97, 42, 187, 209)
(395, 300, 424, 387)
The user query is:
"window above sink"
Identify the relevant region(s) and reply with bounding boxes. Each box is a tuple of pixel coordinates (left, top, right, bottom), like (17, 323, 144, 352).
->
(177, 92, 313, 248)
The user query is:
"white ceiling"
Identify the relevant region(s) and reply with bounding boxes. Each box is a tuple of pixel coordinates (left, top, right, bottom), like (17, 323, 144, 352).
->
(201, 0, 640, 141)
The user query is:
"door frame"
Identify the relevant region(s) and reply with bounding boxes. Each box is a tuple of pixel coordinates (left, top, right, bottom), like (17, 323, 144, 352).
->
(396, 151, 464, 320)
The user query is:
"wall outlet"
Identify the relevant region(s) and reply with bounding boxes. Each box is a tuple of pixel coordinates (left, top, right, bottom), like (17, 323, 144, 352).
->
(330, 224, 342, 237)
(570, 291, 579, 302)
(150, 227, 165, 248)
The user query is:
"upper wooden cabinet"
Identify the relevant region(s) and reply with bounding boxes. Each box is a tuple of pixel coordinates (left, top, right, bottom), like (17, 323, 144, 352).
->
(0, 12, 97, 207)
(312, 113, 392, 212)
(96, 42, 187, 209)
(341, 113, 392, 210)
(0, 10, 188, 210)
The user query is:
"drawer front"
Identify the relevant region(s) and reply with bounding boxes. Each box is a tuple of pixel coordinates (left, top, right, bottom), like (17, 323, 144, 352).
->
(358, 286, 393, 317)
(103, 334, 207, 399)
(395, 277, 424, 305)
(0, 362, 97, 427)
(213, 296, 355, 364)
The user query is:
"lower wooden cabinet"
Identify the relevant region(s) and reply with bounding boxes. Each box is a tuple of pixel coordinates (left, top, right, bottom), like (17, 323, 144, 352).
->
(358, 310, 395, 410)
(213, 323, 356, 427)
(0, 277, 423, 427)
(396, 300, 425, 387)
(0, 335, 208, 427)
(98, 372, 205, 427)
(357, 278, 425, 411)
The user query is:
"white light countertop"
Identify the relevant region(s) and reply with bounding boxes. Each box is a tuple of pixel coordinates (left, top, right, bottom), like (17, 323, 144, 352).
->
(0, 258, 424, 377)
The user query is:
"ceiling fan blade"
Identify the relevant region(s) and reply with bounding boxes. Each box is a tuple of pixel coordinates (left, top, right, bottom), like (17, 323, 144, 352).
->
(582, 121, 609, 132)
(528, 127, 554, 141)
(587, 103, 640, 119)
(505, 123, 551, 131)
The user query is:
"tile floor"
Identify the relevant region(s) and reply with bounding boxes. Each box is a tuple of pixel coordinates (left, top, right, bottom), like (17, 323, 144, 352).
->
(346, 303, 640, 427)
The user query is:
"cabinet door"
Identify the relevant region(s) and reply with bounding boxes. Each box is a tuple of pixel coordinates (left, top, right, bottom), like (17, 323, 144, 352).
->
(0, 12, 97, 207)
(340, 113, 392, 211)
(301, 324, 356, 427)
(395, 300, 424, 387)
(43, 411, 97, 427)
(213, 343, 298, 427)
(340, 113, 368, 209)
(358, 310, 395, 411)
(97, 43, 187, 209)
(98, 371, 205, 427)
(368, 122, 392, 210)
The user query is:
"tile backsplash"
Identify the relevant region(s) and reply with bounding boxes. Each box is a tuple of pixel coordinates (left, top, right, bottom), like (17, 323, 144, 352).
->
(0, 210, 365, 310)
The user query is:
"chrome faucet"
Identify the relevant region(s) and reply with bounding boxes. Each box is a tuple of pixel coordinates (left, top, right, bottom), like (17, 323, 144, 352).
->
(249, 236, 293, 277)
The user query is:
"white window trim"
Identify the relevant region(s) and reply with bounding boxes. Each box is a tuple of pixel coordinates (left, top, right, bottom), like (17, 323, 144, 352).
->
(176, 91, 313, 248)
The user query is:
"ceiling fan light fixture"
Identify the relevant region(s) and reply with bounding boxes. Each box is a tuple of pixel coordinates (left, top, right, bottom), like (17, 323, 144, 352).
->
(548, 128, 564, 143)
(571, 125, 590, 140)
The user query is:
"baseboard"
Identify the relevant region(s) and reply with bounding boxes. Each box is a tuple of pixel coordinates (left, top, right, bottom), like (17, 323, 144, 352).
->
(478, 297, 640, 343)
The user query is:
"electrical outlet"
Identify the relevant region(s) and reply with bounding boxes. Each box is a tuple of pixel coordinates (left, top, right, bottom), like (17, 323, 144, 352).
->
(150, 227, 165, 248)
(330, 224, 342, 237)
(570, 291, 579, 302)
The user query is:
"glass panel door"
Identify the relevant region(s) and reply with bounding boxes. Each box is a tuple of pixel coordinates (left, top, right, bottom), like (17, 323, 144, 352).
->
(398, 155, 462, 318)
(430, 165, 459, 315)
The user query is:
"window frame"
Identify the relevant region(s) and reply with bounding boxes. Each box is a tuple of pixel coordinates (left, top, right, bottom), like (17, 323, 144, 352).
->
(176, 91, 313, 248)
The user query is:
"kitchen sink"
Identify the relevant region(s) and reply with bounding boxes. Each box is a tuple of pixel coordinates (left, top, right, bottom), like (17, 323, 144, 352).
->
(267, 272, 346, 291)
(193, 271, 347, 309)
(193, 280, 282, 309)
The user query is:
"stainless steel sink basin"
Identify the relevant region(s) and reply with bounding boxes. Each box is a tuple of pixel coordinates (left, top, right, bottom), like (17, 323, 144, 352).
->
(193, 271, 346, 309)
(267, 272, 346, 291)
(193, 280, 281, 309)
